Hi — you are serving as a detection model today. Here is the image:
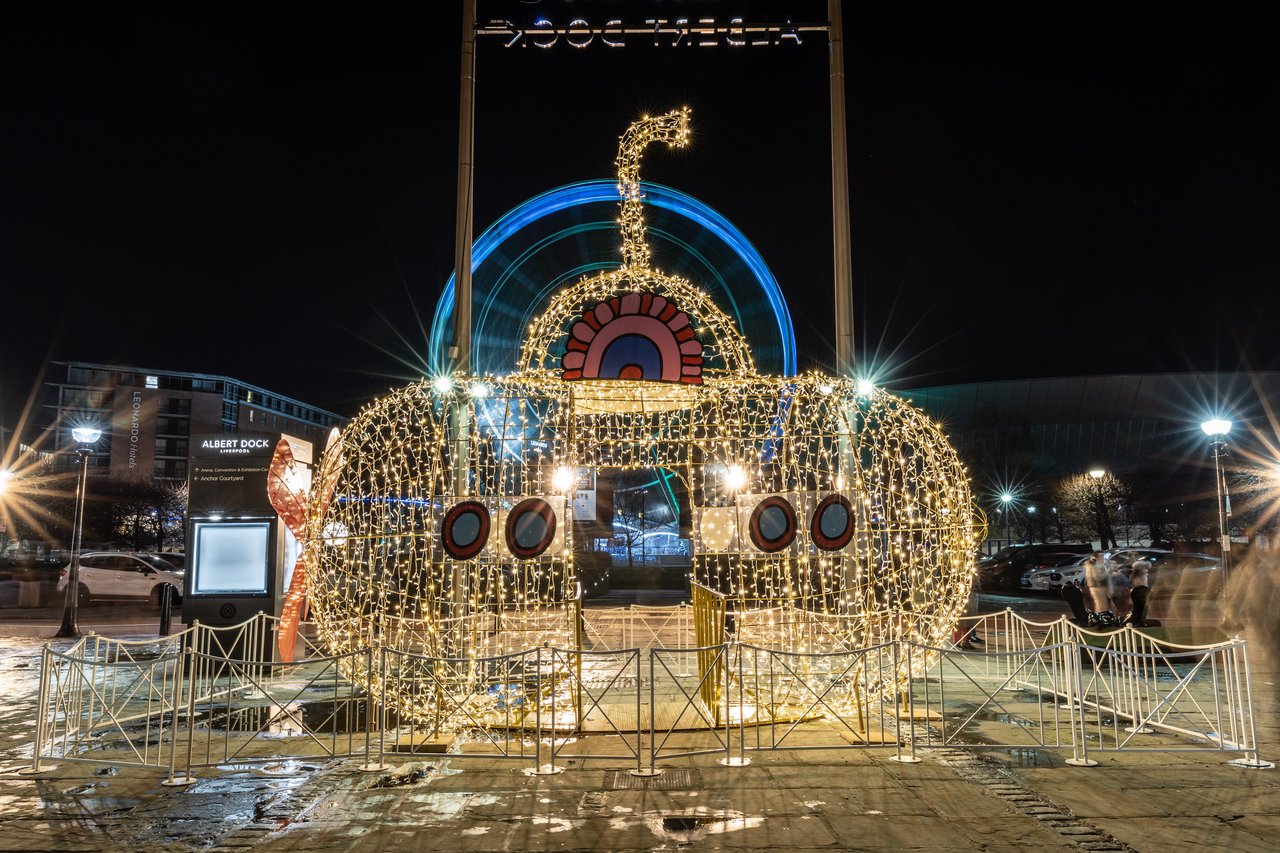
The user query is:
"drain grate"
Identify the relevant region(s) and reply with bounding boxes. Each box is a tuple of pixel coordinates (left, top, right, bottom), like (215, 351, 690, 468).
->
(604, 768, 697, 790)
(928, 748, 1134, 852)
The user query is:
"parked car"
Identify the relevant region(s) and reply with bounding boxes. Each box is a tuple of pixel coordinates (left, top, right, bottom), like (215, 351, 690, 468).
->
(1021, 554, 1092, 592)
(56, 551, 184, 607)
(1034, 549, 1174, 592)
(979, 543, 1093, 590)
(156, 551, 187, 570)
(1147, 553, 1222, 600)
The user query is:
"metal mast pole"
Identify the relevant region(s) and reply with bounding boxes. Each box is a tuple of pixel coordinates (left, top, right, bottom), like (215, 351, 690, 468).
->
(451, 0, 477, 374)
(448, 0, 477, 660)
(1214, 439, 1233, 585)
(829, 0, 855, 376)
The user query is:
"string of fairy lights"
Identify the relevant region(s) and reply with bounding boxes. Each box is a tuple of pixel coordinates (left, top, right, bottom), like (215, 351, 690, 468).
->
(302, 108, 981, 728)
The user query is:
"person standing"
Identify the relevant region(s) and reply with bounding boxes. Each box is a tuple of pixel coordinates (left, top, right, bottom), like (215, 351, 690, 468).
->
(1083, 552, 1112, 620)
(1128, 558, 1151, 627)
(1109, 561, 1133, 622)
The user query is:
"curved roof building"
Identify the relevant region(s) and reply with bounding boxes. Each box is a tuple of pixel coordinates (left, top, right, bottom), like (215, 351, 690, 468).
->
(899, 371, 1279, 479)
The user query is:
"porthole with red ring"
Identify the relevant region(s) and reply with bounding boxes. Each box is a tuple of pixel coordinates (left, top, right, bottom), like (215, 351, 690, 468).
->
(441, 501, 491, 560)
(811, 494, 854, 551)
(748, 496, 797, 553)
(505, 498, 558, 559)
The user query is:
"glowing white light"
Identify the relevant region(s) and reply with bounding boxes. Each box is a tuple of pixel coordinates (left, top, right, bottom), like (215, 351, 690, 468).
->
(1200, 418, 1232, 437)
(725, 464, 747, 491)
(432, 376, 454, 394)
(553, 466, 574, 491)
(468, 382, 489, 399)
(856, 378, 875, 396)
(0, 469, 12, 495)
(71, 426, 102, 444)
(1088, 469, 1106, 480)
(818, 383, 834, 395)
(999, 492, 1013, 504)
(321, 521, 350, 546)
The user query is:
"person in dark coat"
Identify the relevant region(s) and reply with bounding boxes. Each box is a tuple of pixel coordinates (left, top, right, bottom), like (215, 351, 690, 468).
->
(1060, 579, 1090, 627)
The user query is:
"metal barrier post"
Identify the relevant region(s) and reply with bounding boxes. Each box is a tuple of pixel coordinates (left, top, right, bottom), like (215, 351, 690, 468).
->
(1065, 639, 1098, 767)
(630, 648, 661, 777)
(529, 645, 561, 775)
(162, 647, 197, 785)
(361, 647, 390, 771)
(890, 641, 921, 763)
(19, 646, 56, 775)
(719, 643, 750, 766)
(1228, 641, 1275, 769)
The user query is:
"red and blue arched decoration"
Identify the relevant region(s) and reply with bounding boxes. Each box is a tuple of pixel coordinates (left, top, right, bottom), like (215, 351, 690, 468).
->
(811, 494, 854, 551)
(748, 496, 797, 553)
(441, 501, 491, 560)
(561, 292, 703, 384)
(505, 498, 558, 559)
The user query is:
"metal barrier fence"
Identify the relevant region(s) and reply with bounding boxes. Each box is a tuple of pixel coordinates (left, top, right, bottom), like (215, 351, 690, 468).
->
(23, 610, 1272, 783)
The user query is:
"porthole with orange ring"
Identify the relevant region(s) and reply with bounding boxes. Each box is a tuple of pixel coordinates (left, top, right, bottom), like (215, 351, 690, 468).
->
(748, 496, 797, 553)
(811, 494, 855, 551)
(441, 501, 491, 560)
(505, 498, 558, 559)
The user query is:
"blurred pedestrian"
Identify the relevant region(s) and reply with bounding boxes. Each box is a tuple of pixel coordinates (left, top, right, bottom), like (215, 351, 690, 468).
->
(1083, 552, 1113, 623)
(1109, 562, 1133, 622)
(1127, 559, 1152, 627)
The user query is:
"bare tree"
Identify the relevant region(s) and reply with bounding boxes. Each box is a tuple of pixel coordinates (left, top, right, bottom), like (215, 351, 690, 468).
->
(1052, 472, 1129, 549)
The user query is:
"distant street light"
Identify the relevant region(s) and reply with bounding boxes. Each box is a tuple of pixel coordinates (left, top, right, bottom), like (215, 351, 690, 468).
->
(56, 426, 102, 639)
(999, 492, 1013, 544)
(1201, 418, 1234, 583)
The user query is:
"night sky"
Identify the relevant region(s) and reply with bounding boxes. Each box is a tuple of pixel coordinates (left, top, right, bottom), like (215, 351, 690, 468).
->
(2, 2, 1277, 436)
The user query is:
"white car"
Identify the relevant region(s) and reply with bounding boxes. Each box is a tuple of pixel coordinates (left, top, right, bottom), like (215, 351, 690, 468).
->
(1021, 555, 1091, 591)
(1021, 549, 1172, 592)
(57, 551, 184, 607)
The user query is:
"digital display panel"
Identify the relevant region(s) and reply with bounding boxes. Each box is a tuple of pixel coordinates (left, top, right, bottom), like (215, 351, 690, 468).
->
(191, 522, 270, 595)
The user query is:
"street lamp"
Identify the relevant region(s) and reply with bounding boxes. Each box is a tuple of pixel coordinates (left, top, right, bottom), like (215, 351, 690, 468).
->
(999, 492, 1013, 544)
(56, 426, 102, 639)
(1200, 418, 1233, 583)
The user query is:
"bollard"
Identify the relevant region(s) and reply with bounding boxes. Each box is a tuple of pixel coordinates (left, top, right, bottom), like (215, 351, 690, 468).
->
(158, 583, 173, 637)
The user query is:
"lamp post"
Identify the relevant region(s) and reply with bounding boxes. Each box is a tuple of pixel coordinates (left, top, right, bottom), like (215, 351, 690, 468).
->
(56, 426, 102, 639)
(1200, 418, 1233, 584)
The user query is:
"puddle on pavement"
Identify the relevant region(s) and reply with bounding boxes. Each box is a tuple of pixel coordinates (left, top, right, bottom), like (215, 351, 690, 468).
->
(370, 763, 435, 788)
(643, 809, 764, 843)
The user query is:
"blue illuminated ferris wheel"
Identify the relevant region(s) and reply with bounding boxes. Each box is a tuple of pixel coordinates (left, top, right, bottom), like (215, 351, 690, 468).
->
(429, 180, 797, 377)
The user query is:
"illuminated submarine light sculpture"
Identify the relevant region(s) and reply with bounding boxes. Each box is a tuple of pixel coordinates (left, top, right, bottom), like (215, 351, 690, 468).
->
(292, 108, 980, 727)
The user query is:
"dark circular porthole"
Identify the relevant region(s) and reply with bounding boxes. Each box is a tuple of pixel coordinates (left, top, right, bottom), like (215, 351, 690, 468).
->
(505, 498, 557, 559)
(748, 496, 797, 553)
(441, 500, 491, 560)
(811, 494, 854, 551)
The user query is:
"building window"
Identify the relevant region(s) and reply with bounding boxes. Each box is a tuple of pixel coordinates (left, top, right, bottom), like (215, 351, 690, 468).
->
(145, 375, 158, 388)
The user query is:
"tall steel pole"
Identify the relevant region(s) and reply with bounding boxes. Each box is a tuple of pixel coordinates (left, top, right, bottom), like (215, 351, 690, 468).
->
(55, 450, 90, 638)
(829, 0, 855, 376)
(1213, 439, 1233, 584)
(448, 0, 478, 660)
(451, 0, 477, 374)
